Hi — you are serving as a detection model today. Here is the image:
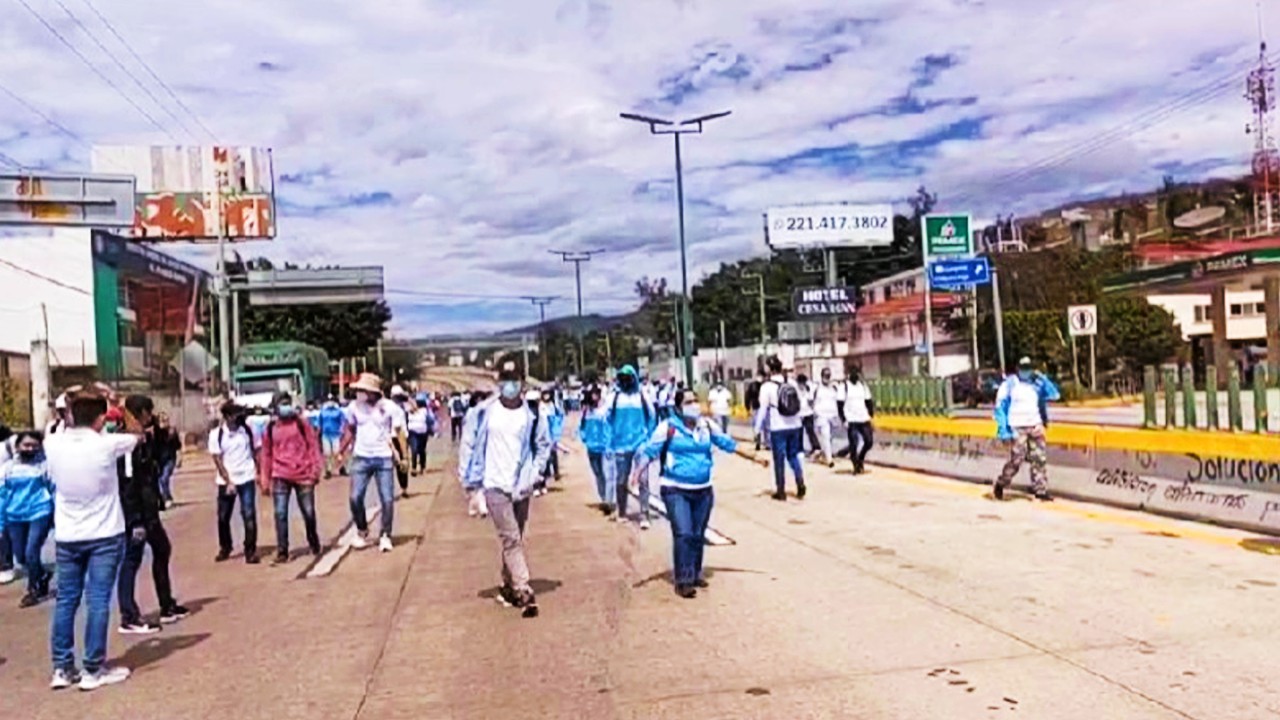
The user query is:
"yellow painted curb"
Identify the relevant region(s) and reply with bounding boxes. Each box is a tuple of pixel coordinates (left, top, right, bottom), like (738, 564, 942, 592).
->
(875, 414, 1280, 463)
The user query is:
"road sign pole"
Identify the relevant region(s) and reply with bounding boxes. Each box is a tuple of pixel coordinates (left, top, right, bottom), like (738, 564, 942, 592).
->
(970, 286, 979, 372)
(923, 276, 935, 377)
(1090, 335, 1097, 392)
(1071, 334, 1080, 386)
(992, 265, 1006, 371)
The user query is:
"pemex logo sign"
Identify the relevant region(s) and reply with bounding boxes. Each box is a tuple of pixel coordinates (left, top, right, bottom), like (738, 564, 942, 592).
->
(922, 214, 973, 258)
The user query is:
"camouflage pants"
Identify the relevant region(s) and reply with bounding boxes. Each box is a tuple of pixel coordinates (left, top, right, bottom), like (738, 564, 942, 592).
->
(998, 426, 1048, 493)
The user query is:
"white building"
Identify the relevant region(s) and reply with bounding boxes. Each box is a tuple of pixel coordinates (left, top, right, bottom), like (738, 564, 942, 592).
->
(847, 268, 974, 378)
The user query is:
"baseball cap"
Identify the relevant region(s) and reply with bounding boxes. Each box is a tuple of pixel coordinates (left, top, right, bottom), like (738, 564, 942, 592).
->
(1018, 356, 1033, 368)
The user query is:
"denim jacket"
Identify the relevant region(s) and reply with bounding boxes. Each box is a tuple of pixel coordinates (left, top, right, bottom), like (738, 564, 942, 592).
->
(461, 399, 552, 501)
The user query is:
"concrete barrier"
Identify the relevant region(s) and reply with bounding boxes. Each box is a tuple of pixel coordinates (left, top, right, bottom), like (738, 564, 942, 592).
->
(870, 416, 1280, 536)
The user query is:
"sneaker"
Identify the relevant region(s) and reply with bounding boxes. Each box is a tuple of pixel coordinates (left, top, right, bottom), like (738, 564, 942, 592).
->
(796, 484, 807, 500)
(78, 666, 130, 691)
(676, 584, 697, 599)
(273, 550, 290, 565)
(244, 552, 261, 565)
(520, 592, 539, 618)
(160, 605, 190, 624)
(615, 513, 628, 523)
(19, 591, 41, 608)
(639, 518, 651, 531)
(379, 535, 393, 553)
(993, 484, 1005, 501)
(0, 568, 16, 584)
(695, 578, 709, 589)
(350, 534, 369, 550)
(214, 549, 231, 562)
(496, 584, 523, 608)
(50, 668, 79, 690)
(1035, 491, 1054, 502)
(118, 621, 161, 635)
(309, 544, 323, 556)
(770, 491, 786, 502)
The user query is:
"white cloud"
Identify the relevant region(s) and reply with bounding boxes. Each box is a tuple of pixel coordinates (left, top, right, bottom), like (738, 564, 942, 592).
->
(0, 0, 1271, 335)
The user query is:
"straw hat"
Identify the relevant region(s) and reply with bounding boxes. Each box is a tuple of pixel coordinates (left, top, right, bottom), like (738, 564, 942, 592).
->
(350, 372, 384, 394)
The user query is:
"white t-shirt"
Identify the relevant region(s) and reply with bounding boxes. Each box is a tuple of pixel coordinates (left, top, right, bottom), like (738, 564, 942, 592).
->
(207, 423, 260, 486)
(407, 408, 430, 434)
(708, 386, 733, 417)
(844, 382, 872, 424)
(757, 376, 804, 432)
(45, 429, 138, 543)
(483, 402, 528, 492)
(389, 402, 408, 433)
(812, 383, 840, 419)
(345, 399, 396, 458)
(1005, 380, 1044, 428)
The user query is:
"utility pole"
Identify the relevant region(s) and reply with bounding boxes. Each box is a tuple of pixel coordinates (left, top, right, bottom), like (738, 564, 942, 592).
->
(549, 249, 604, 379)
(621, 109, 732, 387)
(742, 273, 767, 347)
(522, 296, 558, 381)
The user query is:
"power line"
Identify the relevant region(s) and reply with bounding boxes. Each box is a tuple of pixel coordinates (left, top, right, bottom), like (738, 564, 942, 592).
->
(75, 0, 219, 143)
(0, 80, 88, 147)
(49, 0, 198, 139)
(0, 150, 23, 168)
(13, 0, 180, 142)
(0, 257, 92, 295)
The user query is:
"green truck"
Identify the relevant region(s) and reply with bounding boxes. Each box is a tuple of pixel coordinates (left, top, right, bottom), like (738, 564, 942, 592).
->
(232, 341, 332, 409)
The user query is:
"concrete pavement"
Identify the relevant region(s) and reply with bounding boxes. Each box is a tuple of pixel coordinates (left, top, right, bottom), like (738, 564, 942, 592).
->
(3, 432, 1278, 719)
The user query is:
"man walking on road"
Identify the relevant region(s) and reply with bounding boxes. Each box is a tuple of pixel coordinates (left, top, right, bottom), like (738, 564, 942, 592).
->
(708, 379, 733, 434)
(209, 402, 261, 564)
(608, 365, 656, 528)
(842, 367, 875, 475)
(461, 365, 552, 618)
(117, 395, 188, 635)
(449, 393, 467, 442)
(336, 373, 399, 553)
(45, 390, 140, 691)
(756, 356, 806, 501)
(811, 369, 841, 467)
(319, 396, 345, 478)
(260, 393, 324, 563)
(994, 357, 1061, 502)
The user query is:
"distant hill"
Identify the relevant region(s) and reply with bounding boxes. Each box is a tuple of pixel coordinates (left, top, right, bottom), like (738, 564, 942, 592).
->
(496, 312, 636, 338)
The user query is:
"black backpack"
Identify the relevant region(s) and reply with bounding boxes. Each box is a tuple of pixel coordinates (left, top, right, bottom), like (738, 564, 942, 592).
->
(776, 382, 802, 417)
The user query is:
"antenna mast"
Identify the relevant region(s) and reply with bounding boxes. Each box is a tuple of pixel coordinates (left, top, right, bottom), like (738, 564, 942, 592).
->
(1246, 1, 1277, 234)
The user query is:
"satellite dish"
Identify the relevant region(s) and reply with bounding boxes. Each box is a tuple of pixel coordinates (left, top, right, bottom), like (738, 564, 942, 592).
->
(1174, 206, 1226, 229)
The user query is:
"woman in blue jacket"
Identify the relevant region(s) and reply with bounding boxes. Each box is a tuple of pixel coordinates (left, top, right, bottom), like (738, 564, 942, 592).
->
(0, 431, 55, 606)
(633, 389, 767, 599)
(576, 386, 613, 515)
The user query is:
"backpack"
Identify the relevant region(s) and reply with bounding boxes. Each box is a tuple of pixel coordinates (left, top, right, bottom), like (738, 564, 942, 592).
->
(776, 382, 801, 417)
(658, 424, 677, 477)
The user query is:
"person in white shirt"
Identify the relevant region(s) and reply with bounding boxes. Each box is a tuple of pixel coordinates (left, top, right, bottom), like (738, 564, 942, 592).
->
(45, 391, 140, 691)
(811, 369, 841, 467)
(336, 373, 400, 553)
(754, 356, 807, 501)
(406, 400, 432, 477)
(708, 381, 733, 434)
(795, 374, 820, 456)
(388, 386, 411, 498)
(460, 366, 551, 618)
(842, 367, 875, 475)
(208, 402, 261, 564)
(994, 357, 1061, 501)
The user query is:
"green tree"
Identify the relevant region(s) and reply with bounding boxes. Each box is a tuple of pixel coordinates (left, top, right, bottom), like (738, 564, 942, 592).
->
(1096, 296, 1183, 372)
(242, 300, 392, 360)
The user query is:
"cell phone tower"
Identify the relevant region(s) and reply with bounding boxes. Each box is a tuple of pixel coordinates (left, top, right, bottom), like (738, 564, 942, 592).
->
(1246, 3, 1277, 234)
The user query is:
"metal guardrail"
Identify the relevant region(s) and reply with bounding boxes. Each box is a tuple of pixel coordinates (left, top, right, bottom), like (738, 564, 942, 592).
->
(1142, 363, 1273, 433)
(866, 377, 953, 416)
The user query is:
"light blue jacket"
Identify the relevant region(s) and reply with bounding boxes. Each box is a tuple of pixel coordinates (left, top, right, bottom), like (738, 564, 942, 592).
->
(0, 457, 54, 530)
(462, 399, 552, 501)
(576, 406, 611, 454)
(637, 418, 736, 490)
(994, 372, 1060, 440)
(547, 406, 565, 444)
(607, 389, 655, 454)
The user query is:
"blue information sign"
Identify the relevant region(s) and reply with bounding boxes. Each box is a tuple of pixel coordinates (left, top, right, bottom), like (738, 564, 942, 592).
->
(928, 257, 990, 289)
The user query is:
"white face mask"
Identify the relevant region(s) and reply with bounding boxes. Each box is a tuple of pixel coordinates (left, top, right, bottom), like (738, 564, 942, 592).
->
(681, 404, 702, 420)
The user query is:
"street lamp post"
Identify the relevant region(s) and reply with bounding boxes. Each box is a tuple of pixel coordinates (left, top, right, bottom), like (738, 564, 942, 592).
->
(620, 109, 731, 387)
(550, 249, 605, 378)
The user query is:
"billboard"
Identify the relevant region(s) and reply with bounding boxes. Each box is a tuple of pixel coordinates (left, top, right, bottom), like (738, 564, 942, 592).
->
(92, 146, 276, 241)
(0, 171, 136, 227)
(765, 203, 894, 249)
(240, 267, 385, 306)
(792, 287, 858, 318)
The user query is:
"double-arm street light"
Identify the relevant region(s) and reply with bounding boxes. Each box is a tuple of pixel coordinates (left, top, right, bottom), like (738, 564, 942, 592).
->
(549, 249, 605, 377)
(619, 109, 732, 387)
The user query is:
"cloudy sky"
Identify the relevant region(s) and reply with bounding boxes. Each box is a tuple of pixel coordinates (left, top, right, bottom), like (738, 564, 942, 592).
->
(0, 0, 1272, 336)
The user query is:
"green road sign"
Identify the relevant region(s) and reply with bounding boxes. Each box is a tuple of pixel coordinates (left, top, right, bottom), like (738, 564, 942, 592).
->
(922, 214, 973, 259)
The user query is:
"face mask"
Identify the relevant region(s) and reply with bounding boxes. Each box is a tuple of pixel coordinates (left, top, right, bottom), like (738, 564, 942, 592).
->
(18, 449, 37, 461)
(277, 405, 297, 419)
(500, 381, 520, 399)
(103, 422, 119, 434)
(355, 392, 371, 404)
(681, 404, 702, 420)
(1018, 370, 1033, 381)
(822, 376, 831, 384)
(619, 376, 637, 391)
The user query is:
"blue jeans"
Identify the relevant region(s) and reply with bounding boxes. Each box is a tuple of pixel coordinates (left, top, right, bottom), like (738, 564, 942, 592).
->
(614, 451, 650, 519)
(216, 483, 258, 554)
(351, 456, 395, 537)
(588, 451, 614, 507)
(157, 459, 177, 501)
(52, 534, 125, 674)
(769, 428, 806, 493)
(661, 486, 714, 587)
(6, 515, 52, 593)
(273, 480, 320, 554)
